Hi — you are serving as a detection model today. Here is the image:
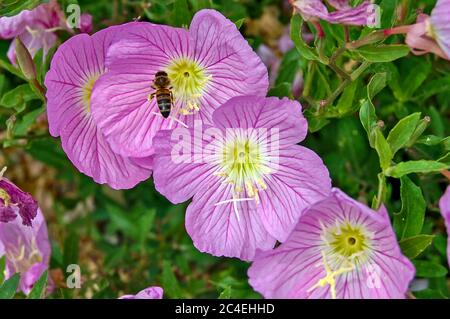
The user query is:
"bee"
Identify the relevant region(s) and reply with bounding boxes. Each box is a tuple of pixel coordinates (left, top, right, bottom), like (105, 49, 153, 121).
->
(150, 71, 173, 118)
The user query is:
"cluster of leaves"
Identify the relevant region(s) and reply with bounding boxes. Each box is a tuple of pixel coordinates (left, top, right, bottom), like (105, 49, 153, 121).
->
(0, 0, 449, 299)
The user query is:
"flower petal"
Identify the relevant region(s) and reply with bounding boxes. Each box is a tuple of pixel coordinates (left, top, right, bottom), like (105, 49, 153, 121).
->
(258, 145, 331, 241)
(439, 185, 450, 268)
(189, 10, 268, 120)
(212, 95, 308, 145)
(430, 0, 450, 59)
(91, 23, 189, 157)
(186, 180, 276, 261)
(45, 28, 152, 189)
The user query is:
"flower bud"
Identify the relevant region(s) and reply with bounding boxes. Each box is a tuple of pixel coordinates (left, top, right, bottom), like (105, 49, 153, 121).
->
(15, 38, 37, 80)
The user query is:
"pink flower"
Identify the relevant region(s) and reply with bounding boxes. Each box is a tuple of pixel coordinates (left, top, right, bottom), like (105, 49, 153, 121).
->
(0, 169, 38, 226)
(0, 1, 64, 64)
(119, 286, 163, 299)
(0, 1, 94, 64)
(79, 13, 93, 34)
(404, 0, 450, 60)
(439, 185, 450, 268)
(248, 188, 415, 299)
(0, 208, 51, 295)
(290, 0, 378, 26)
(44, 24, 152, 189)
(91, 9, 268, 159)
(152, 96, 331, 260)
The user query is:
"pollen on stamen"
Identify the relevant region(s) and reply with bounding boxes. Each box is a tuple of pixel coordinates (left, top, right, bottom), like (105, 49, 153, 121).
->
(165, 57, 211, 115)
(81, 74, 100, 115)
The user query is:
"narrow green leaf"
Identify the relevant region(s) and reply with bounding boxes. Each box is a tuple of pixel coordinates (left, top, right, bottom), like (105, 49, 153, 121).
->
(359, 99, 377, 147)
(394, 176, 425, 239)
(0, 273, 20, 299)
(27, 271, 48, 299)
(0, 256, 6, 284)
(386, 160, 449, 178)
(0, 0, 41, 16)
(413, 260, 448, 278)
(290, 15, 321, 62)
(374, 128, 392, 171)
(234, 18, 245, 29)
(367, 73, 387, 100)
(336, 80, 358, 115)
(63, 232, 79, 269)
(399, 235, 434, 259)
(218, 286, 232, 299)
(173, 0, 192, 27)
(386, 112, 421, 155)
(162, 260, 183, 298)
(355, 44, 410, 62)
(379, 0, 398, 28)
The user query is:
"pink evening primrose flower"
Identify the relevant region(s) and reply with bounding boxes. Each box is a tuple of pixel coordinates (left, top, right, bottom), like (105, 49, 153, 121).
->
(90, 9, 269, 159)
(403, 0, 450, 60)
(0, 168, 38, 226)
(0, 0, 93, 64)
(290, 0, 378, 27)
(44, 24, 152, 189)
(152, 96, 331, 260)
(0, 208, 51, 295)
(248, 188, 415, 299)
(439, 185, 450, 268)
(119, 286, 164, 299)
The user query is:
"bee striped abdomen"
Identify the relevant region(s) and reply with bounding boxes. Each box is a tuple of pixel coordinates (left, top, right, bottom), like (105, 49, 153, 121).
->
(156, 91, 172, 118)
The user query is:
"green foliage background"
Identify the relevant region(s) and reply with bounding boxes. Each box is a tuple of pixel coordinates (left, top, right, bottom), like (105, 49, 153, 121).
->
(0, 0, 449, 299)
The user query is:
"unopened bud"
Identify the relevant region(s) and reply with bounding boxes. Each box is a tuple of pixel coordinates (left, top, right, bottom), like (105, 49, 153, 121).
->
(15, 38, 36, 80)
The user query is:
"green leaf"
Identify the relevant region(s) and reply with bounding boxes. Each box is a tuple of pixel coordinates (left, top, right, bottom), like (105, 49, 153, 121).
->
(354, 44, 410, 62)
(63, 232, 79, 269)
(234, 18, 245, 29)
(415, 74, 450, 101)
(413, 260, 448, 278)
(374, 128, 392, 171)
(14, 106, 45, 136)
(0, 256, 5, 284)
(385, 160, 449, 178)
(399, 235, 434, 259)
(0, 273, 20, 299)
(0, 84, 38, 111)
(367, 73, 387, 100)
(386, 112, 421, 155)
(161, 260, 183, 298)
(400, 57, 431, 100)
(380, 0, 398, 28)
(290, 15, 322, 62)
(336, 80, 358, 115)
(0, 0, 41, 17)
(394, 176, 426, 239)
(268, 82, 292, 98)
(414, 289, 448, 299)
(27, 271, 48, 299)
(218, 286, 232, 299)
(359, 99, 377, 147)
(173, 0, 192, 27)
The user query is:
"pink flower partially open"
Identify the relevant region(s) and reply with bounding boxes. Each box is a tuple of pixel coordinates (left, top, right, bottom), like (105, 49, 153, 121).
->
(0, 170, 38, 226)
(119, 286, 163, 299)
(290, 0, 377, 26)
(91, 9, 268, 158)
(248, 188, 415, 299)
(0, 1, 62, 64)
(403, 0, 450, 60)
(0, 208, 51, 295)
(439, 185, 450, 268)
(152, 96, 331, 260)
(44, 25, 152, 189)
(0, 1, 94, 64)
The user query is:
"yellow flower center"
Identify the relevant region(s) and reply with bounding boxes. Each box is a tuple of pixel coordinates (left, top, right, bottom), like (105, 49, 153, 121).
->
(215, 136, 271, 203)
(81, 75, 99, 114)
(307, 220, 374, 298)
(0, 188, 11, 206)
(165, 57, 210, 115)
